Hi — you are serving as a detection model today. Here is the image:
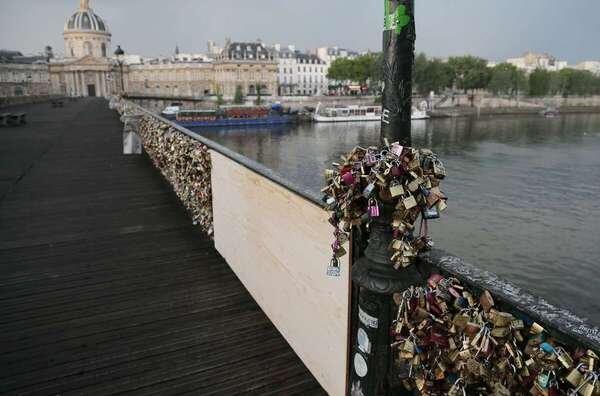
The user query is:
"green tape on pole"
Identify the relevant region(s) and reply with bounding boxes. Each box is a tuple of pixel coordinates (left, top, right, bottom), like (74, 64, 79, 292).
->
(384, 1, 411, 34)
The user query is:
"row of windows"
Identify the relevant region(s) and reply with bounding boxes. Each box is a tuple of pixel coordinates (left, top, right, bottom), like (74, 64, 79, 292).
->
(280, 75, 326, 84)
(0, 72, 49, 83)
(282, 66, 326, 74)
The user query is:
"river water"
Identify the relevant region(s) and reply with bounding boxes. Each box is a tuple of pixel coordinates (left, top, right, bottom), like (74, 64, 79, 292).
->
(195, 114, 600, 326)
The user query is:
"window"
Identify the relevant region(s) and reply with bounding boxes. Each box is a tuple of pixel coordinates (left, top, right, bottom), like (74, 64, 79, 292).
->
(101, 43, 106, 57)
(84, 41, 92, 56)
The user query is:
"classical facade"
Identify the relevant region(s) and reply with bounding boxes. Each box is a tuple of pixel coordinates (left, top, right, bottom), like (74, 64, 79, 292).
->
(275, 45, 328, 96)
(126, 41, 278, 100)
(49, 0, 120, 97)
(213, 41, 278, 98)
(127, 61, 214, 98)
(0, 51, 50, 97)
(10, 1, 279, 101)
(506, 52, 568, 74)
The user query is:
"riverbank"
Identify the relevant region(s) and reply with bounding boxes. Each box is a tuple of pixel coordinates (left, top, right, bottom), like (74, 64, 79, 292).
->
(431, 105, 600, 118)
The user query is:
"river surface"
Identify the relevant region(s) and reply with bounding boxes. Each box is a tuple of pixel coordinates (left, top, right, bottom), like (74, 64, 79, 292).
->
(194, 114, 600, 326)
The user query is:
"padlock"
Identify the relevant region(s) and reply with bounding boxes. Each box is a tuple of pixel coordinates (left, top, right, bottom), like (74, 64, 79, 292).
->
(530, 322, 545, 335)
(391, 143, 404, 157)
(480, 290, 495, 312)
(555, 347, 573, 369)
(403, 195, 417, 210)
(433, 158, 447, 179)
(408, 178, 422, 192)
(422, 206, 440, 220)
(389, 180, 405, 198)
(363, 182, 376, 198)
(326, 257, 341, 277)
(566, 364, 584, 387)
(368, 198, 380, 217)
(341, 171, 355, 186)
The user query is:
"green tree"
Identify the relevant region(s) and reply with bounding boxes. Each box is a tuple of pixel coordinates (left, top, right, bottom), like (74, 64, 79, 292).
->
(233, 85, 244, 104)
(556, 68, 598, 96)
(488, 63, 528, 96)
(327, 58, 353, 82)
(448, 56, 491, 92)
(528, 69, 552, 96)
(421, 59, 453, 95)
(255, 85, 262, 105)
(413, 53, 428, 91)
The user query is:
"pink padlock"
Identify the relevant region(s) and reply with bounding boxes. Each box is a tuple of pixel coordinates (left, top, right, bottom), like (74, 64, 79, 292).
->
(368, 199, 380, 217)
(427, 273, 444, 288)
(391, 144, 404, 157)
(341, 171, 355, 186)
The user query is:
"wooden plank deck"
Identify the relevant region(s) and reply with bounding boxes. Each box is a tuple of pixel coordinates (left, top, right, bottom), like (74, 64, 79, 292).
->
(0, 99, 326, 395)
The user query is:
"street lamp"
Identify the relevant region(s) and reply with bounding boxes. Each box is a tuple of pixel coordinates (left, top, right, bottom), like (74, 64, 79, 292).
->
(114, 45, 125, 95)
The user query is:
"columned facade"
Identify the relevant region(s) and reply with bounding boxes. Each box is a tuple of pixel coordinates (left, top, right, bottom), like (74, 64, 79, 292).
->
(50, 0, 116, 98)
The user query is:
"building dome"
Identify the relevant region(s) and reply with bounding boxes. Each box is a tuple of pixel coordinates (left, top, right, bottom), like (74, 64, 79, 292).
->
(64, 0, 109, 33)
(63, 0, 111, 59)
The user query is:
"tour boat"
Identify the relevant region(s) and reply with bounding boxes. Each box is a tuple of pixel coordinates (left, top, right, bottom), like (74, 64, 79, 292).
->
(313, 103, 430, 122)
(161, 102, 183, 119)
(175, 105, 293, 128)
(313, 104, 382, 123)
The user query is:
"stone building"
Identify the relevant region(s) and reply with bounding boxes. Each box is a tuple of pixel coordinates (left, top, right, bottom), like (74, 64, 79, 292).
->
(127, 60, 214, 98)
(213, 41, 278, 98)
(506, 52, 568, 74)
(275, 45, 328, 96)
(125, 41, 278, 100)
(49, 0, 120, 97)
(0, 50, 50, 97)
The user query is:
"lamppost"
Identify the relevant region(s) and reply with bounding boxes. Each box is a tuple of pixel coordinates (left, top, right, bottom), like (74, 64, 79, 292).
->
(349, 1, 417, 395)
(114, 45, 125, 95)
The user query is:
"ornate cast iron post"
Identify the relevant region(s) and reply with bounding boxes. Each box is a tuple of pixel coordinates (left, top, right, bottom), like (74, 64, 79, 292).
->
(349, 1, 419, 395)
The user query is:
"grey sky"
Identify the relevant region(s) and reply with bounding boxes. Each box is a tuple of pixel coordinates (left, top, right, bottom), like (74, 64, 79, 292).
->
(1, 0, 599, 63)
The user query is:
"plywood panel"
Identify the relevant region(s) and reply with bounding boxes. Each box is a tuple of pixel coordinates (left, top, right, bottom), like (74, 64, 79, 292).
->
(211, 151, 350, 396)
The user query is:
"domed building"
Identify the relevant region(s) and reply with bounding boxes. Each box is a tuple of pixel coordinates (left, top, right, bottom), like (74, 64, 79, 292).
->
(63, 0, 111, 59)
(50, 0, 124, 97)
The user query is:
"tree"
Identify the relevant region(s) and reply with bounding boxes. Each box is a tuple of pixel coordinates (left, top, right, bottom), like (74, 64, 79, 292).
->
(327, 58, 353, 82)
(233, 85, 244, 104)
(488, 63, 528, 96)
(255, 85, 262, 105)
(448, 56, 491, 92)
(419, 59, 453, 95)
(529, 69, 552, 96)
(216, 93, 224, 106)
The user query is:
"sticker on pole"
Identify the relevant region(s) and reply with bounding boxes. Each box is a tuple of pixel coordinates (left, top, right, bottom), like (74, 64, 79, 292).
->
(357, 328, 372, 354)
(354, 353, 368, 378)
(384, 1, 411, 34)
(358, 307, 379, 329)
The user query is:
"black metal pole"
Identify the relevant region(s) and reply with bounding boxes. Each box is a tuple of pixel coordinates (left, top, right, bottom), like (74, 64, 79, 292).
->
(349, 2, 418, 395)
(380, 0, 415, 147)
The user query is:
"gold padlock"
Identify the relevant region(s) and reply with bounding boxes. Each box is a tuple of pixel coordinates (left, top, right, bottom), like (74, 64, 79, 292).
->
(530, 322, 545, 335)
(389, 181, 405, 198)
(579, 382, 595, 396)
(556, 347, 574, 369)
(566, 365, 583, 387)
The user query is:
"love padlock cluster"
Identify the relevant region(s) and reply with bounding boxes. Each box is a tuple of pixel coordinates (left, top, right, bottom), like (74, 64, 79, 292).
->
(390, 274, 600, 395)
(322, 141, 447, 275)
(139, 117, 214, 236)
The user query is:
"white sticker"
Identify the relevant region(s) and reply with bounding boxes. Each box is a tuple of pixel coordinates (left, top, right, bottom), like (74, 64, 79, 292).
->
(358, 307, 379, 329)
(357, 328, 371, 354)
(354, 353, 368, 378)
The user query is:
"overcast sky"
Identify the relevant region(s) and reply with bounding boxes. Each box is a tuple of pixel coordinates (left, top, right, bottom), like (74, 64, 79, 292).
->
(1, 0, 599, 63)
